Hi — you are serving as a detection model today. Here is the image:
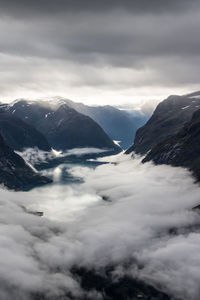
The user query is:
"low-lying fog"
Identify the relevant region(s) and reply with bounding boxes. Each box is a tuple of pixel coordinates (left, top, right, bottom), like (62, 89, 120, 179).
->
(1, 153, 200, 299)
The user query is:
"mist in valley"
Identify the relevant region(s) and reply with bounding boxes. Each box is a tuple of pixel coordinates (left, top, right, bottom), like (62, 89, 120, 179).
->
(1, 153, 200, 299)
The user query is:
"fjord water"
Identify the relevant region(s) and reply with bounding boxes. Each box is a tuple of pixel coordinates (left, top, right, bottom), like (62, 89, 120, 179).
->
(25, 160, 105, 221)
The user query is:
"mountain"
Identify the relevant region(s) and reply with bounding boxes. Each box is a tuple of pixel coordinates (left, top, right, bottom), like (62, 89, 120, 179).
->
(143, 109, 200, 181)
(0, 134, 51, 190)
(0, 111, 51, 151)
(126, 92, 200, 155)
(36, 104, 120, 151)
(2, 100, 121, 152)
(56, 98, 148, 149)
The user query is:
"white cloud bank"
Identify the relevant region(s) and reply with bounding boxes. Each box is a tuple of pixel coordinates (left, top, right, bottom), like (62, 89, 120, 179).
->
(17, 147, 109, 166)
(0, 154, 200, 299)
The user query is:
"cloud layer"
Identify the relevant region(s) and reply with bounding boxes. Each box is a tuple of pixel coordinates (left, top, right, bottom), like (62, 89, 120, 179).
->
(1, 154, 200, 299)
(0, 0, 200, 104)
(0, 0, 196, 16)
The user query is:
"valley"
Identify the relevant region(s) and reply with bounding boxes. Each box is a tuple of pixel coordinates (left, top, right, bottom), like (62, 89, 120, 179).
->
(0, 91, 200, 300)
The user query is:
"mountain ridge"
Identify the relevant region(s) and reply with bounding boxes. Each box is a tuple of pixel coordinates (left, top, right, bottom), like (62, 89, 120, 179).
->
(143, 109, 200, 181)
(1, 99, 121, 152)
(126, 92, 200, 155)
(51, 97, 148, 149)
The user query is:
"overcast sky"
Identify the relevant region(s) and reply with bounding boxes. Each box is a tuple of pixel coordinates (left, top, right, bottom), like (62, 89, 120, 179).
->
(0, 0, 200, 106)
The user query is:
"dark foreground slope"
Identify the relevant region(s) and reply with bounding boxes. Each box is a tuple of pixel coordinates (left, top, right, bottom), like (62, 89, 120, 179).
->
(31, 267, 171, 300)
(126, 92, 200, 155)
(0, 111, 51, 151)
(72, 268, 171, 300)
(143, 109, 200, 181)
(3, 100, 121, 152)
(0, 134, 51, 190)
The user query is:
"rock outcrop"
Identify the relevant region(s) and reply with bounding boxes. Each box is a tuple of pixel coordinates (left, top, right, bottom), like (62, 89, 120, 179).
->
(0, 134, 51, 190)
(143, 109, 200, 181)
(126, 92, 200, 155)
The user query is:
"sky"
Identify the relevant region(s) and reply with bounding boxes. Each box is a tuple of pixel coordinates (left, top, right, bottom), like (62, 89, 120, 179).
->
(0, 0, 200, 106)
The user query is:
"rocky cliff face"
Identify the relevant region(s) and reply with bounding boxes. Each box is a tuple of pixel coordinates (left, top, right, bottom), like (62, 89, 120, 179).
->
(0, 134, 51, 190)
(126, 92, 200, 155)
(143, 109, 200, 181)
(0, 112, 51, 151)
(2, 100, 121, 152)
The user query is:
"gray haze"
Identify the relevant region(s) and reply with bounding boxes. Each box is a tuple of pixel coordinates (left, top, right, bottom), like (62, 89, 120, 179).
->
(0, 0, 200, 104)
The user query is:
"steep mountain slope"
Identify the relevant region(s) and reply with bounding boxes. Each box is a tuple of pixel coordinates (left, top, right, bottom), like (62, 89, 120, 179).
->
(60, 99, 148, 149)
(126, 92, 200, 155)
(36, 104, 120, 151)
(143, 109, 200, 181)
(3, 100, 121, 152)
(0, 111, 51, 151)
(0, 134, 51, 190)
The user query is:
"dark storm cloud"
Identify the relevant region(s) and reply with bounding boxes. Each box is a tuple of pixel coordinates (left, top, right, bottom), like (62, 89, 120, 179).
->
(0, 0, 199, 102)
(0, 0, 198, 17)
(1, 10, 200, 62)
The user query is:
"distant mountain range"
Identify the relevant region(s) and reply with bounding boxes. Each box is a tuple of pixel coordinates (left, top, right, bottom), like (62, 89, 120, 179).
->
(0, 96, 149, 190)
(2, 90, 200, 189)
(127, 91, 200, 181)
(57, 98, 149, 149)
(1, 98, 149, 149)
(0, 98, 128, 189)
(0, 99, 121, 153)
